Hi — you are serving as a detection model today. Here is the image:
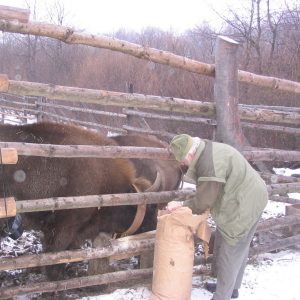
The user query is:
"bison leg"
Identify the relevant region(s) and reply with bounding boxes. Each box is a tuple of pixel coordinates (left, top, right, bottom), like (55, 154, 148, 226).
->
(43, 209, 98, 280)
(88, 232, 113, 275)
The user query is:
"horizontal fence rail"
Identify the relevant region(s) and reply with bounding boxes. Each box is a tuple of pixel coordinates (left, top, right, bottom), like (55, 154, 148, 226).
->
(0, 183, 297, 217)
(1, 142, 299, 161)
(14, 190, 194, 213)
(0, 75, 299, 124)
(1, 96, 299, 136)
(0, 19, 300, 94)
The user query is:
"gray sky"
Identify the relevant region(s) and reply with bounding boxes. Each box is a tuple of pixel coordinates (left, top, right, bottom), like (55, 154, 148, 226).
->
(0, 0, 295, 34)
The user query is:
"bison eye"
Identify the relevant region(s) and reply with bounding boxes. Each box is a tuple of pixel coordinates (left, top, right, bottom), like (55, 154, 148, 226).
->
(13, 170, 26, 183)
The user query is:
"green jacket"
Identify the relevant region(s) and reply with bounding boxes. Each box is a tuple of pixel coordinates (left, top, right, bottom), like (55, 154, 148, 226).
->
(183, 140, 268, 245)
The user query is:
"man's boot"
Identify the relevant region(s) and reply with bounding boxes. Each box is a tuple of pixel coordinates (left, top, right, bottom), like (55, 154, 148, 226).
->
(205, 282, 239, 299)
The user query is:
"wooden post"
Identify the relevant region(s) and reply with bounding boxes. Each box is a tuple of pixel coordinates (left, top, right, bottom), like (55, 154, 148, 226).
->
(125, 82, 151, 132)
(214, 36, 244, 149)
(36, 96, 45, 122)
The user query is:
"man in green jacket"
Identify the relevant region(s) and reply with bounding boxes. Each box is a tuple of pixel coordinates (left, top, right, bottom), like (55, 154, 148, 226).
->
(167, 134, 268, 300)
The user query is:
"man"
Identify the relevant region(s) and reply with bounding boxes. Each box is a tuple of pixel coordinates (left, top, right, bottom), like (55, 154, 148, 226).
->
(167, 134, 268, 300)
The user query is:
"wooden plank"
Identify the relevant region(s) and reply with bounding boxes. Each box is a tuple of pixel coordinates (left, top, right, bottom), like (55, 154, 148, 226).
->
(0, 197, 16, 218)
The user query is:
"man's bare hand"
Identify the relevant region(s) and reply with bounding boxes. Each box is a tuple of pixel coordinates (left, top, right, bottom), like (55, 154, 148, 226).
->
(166, 201, 183, 212)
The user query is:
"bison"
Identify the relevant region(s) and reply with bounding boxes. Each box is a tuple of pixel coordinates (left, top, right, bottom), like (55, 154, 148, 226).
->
(0, 122, 182, 279)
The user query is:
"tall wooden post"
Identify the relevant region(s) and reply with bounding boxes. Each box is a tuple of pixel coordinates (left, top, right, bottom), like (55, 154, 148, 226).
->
(214, 36, 244, 150)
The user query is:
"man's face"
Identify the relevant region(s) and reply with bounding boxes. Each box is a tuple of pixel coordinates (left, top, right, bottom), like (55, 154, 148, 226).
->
(180, 153, 194, 167)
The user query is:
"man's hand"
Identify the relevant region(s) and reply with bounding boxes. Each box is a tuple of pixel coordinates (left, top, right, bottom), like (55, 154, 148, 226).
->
(166, 201, 183, 212)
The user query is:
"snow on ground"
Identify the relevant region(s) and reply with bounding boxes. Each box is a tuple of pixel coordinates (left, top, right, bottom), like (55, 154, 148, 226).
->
(81, 250, 300, 300)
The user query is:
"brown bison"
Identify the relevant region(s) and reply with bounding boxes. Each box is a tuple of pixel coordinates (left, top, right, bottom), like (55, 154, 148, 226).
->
(0, 122, 182, 279)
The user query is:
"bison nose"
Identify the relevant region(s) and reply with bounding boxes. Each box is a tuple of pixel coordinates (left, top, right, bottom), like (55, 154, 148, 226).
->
(13, 170, 26, 183)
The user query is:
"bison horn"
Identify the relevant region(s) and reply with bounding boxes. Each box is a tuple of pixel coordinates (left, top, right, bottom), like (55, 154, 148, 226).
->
(145, 171, 162, 192)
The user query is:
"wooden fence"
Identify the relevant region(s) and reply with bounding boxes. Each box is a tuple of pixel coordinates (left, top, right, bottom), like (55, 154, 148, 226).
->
(0, 5, 300, 299)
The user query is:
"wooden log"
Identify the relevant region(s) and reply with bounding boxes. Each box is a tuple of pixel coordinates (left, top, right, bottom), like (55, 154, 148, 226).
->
(0, 233, 156, 271)
(0, 21, 214, 77)
(0, 5, 30, 23)
(244, 149, 300, 162)
(0, 261, 212, 299)
(0, 142, 173, 160)
(123, 108, 217, 125)
(5, 78, 298, 124)
(0, 148, 18, 164)
(0, 197, 16, 218)
(214, 36, 244, 149)
(3, 182, 300, 215)
(238, 69, 300, 95)
(256, 214, 300, 233)
(0, 142, 298, 162)
(241, 104, 300, 113)
(242, 122, 300, 136)
(0, 268, 153, 300)
(269, 195, 300, 205)
(7, 79, 216, 117)
(13, 190, 193, 214)
(0, 21, 300, 94)
(249, 234, 300, 256)
(267, 182, 300, 195)
(260, 172, 300, 184)
(238, 106, 300, 125)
